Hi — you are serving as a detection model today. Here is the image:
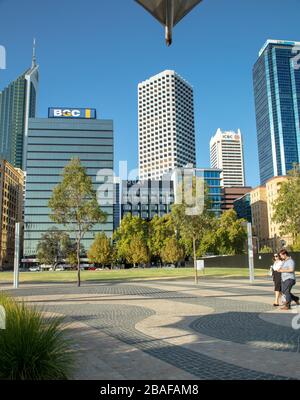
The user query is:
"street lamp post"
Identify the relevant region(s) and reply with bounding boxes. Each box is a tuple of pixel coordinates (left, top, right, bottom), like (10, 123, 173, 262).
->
(13, 222, 21, 289)
(246, 222, 255, 283)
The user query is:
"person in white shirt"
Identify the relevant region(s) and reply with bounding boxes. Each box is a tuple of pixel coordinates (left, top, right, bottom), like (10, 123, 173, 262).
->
(270, 254, 283, 306)
(277, 249, 299, 310)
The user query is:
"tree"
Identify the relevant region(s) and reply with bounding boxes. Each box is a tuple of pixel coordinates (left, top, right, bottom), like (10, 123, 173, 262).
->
(49, 158, 107, 286)
(113, 214, 149, 263)
(148, 214, 174, 266)
(171, 177, 214, 283)
(88, 233, 112, 268)
(196, 210, 247, 257)
(197, 221, 219, 257)
(65, 241, 84, 269)
(273, 165, 300, 241)
(36, 229, 72, 270)
(160, 237, 185, 266)
(126, 235, 149, 267)
(214, 210, 247, 255)
(291, 237, 300, 252)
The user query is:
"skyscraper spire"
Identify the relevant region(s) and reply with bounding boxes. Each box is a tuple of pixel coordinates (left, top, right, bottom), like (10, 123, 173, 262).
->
(32, 38, 36, 68)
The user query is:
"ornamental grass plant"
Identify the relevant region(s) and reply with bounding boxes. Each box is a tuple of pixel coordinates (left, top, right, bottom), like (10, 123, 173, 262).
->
(0, 293, 74, 380)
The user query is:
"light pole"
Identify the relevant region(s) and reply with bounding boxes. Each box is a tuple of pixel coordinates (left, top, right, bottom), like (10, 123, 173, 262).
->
(242, 221, 255, 283)
(13, 222, 21, 289)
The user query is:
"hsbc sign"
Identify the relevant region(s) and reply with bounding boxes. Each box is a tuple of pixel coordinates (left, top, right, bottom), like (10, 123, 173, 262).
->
(223, 134, 240, 141)
(48, 108, 96, 119)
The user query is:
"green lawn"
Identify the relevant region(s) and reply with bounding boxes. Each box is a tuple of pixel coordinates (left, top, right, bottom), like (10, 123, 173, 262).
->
(0, 267, 270, 284)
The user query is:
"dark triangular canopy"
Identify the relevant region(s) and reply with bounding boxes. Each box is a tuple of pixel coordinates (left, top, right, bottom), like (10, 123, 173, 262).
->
(135, 0, 202, 26)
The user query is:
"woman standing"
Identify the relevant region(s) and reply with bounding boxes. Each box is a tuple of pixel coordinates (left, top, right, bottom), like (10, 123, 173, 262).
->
(270, 253, 283, 306)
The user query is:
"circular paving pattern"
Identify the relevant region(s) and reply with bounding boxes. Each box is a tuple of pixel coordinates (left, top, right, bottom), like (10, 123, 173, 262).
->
(3, 284, 196, 299)
(190, 311, 300, 353)
(41, 303, 289, 380)
(2, 281, 299, 379)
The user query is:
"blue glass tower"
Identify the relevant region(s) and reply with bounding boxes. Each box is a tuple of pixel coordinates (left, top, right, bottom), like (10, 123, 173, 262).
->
(0, 58, 38, 169)
(24, 116, 114, 257)
(253, 40, 300, 184)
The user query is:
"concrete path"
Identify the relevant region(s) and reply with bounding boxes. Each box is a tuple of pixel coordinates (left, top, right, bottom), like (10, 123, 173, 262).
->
(2, 277, 300, 380)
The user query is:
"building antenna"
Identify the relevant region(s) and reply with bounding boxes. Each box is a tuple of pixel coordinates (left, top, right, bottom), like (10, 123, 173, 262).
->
(32, 38, 36, 67)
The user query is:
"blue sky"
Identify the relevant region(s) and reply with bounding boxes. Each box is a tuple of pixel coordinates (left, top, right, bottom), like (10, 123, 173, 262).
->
(0, 0, 300, 187)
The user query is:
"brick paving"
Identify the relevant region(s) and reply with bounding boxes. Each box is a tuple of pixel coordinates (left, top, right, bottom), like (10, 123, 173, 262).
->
(2, 277, 300, 380)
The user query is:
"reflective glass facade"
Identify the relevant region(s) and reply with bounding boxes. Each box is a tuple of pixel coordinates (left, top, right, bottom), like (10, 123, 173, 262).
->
(197, 169, 222, 216)
(121, 180, 174, 220)
(24, 118, 114, 257)
(233, 193, 252, 223)
(0, 65, 38, 169)
(253, 40, 300, 184)
(121, 168, 222, 221)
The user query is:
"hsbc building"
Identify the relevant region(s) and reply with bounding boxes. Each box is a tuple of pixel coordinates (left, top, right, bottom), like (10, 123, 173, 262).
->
(210, 128, 246, 188)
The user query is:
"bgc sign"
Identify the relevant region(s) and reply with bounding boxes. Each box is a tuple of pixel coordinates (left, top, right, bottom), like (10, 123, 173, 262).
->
(48, 108, 96, 119)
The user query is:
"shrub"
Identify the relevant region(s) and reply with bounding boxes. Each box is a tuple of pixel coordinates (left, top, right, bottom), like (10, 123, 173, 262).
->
(0, 294, 74, 380)
(291, 236, 300, 252)
(259, 246, 273, 254)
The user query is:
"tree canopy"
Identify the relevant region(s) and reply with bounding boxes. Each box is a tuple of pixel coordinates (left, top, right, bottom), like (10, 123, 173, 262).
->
(36, 229, 72, 269)
(88, 233, 112, 267)
(273, 165, 300, 242)
(113, 214, 148, 262)
(160, 237, 185, 265)
(49, 158, 106, 286)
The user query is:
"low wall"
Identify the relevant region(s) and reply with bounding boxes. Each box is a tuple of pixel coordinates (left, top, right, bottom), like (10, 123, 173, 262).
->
(198, 253, 300, 269)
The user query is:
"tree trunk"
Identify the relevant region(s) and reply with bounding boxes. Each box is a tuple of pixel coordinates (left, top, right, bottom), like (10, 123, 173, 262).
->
(193, 236, 198, 285)
(77, 238, 81, 287)
(53, 260, 58, 272)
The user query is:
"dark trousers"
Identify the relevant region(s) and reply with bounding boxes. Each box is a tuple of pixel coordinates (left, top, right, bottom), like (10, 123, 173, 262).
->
(282, 279, 299, 304)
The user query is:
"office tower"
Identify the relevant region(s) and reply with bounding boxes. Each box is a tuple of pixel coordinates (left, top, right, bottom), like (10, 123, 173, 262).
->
(113, 178, 121, 231)
(138, 70, 196, 180)
(250, 176, 292, 251)
(23, 112, 114, 258)
(0, 42, 39, 169)
(210, 128, 245, 187)
(265, 176, 292, 248)
(221, 186, 252, 212)
(172, 166, 223, 216)
(0, 160, 24, 270)
(121, 179, 174, 220)
(253, 39, 300, 184)
(233, 193, 252, 223)
(121, 167, 222, 221)
(250, 186, 269, 251)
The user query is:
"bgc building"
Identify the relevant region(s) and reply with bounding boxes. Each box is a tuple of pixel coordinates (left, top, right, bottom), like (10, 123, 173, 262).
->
(23, 108, 114, 258)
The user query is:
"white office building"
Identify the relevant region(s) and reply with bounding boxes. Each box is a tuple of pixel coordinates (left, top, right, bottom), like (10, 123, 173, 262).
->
(210, 128, 245, 187)
(138, 70, 196, 180)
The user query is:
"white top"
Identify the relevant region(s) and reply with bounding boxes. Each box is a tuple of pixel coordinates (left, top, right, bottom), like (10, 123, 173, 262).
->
(281, 258, 296, 282)
(272, 260, 283, 271)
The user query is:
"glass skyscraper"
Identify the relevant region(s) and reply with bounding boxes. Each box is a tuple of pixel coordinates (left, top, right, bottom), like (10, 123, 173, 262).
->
(120, 168, 222, 221)
(24, 116, 114, 257)
(253, 39, 300, 184)
(0, 53, 39, 169)
(172, 167, 222, 216)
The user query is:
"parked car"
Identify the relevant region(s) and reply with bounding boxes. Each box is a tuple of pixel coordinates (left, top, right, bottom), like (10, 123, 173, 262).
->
(29, 266, 40, 272)
(40, 264, 53, 271)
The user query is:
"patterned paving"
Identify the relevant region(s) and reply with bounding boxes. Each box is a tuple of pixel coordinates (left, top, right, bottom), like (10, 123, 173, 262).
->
(41, 303, 289, 380)
(3, 280, 300, 379)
